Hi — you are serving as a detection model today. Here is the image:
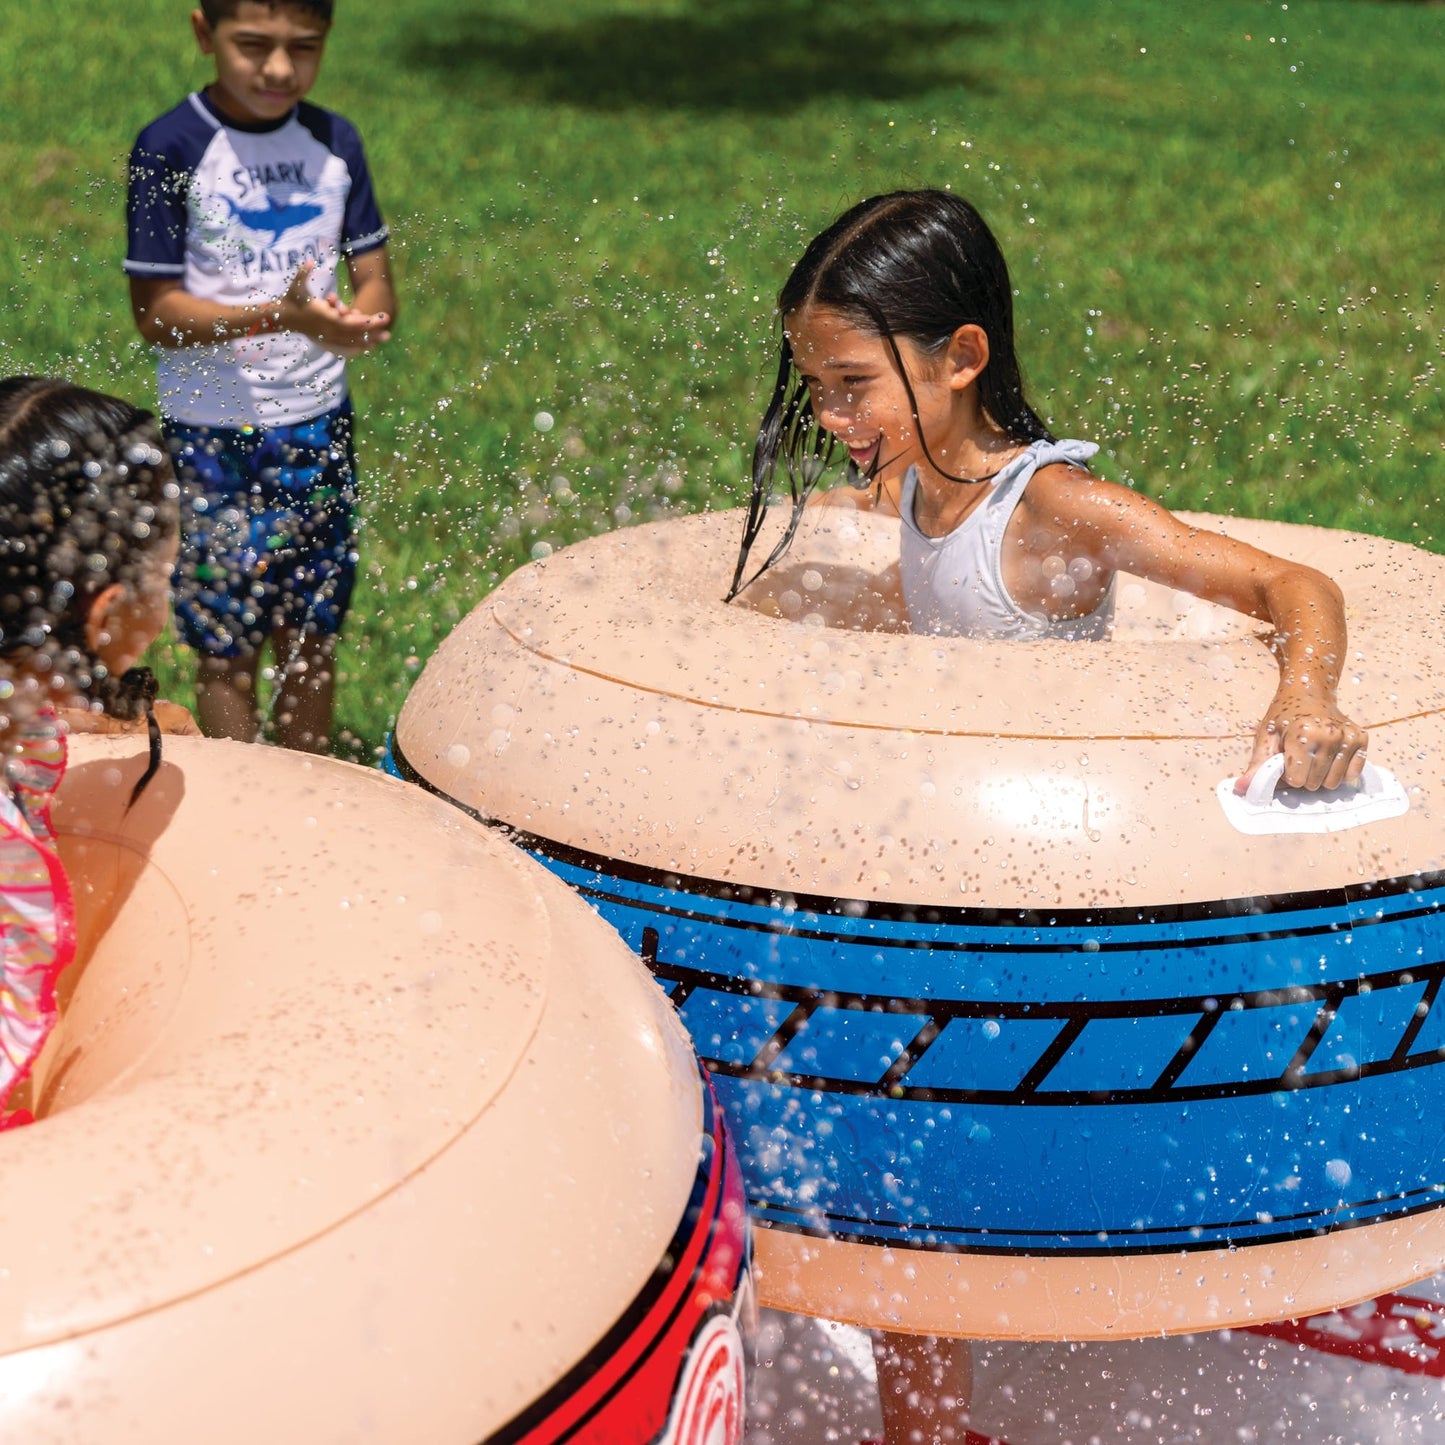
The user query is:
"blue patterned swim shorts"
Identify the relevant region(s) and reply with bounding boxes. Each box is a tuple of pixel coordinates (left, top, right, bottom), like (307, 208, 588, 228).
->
(163, 402, 357, 658)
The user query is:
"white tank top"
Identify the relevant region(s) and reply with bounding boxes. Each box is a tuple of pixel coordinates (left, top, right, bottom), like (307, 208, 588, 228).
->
(898, 437, 1115, 640)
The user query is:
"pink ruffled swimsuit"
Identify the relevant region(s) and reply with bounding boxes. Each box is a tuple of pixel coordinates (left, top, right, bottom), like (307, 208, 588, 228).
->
(0, 710, 75, 1127)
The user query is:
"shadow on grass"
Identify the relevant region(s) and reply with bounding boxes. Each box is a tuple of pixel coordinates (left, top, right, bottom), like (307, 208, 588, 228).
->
(404, 2, 994, 111)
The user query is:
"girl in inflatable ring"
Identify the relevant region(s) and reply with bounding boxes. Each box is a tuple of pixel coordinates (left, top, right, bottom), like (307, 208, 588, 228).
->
(730, 189, 1368, 1444)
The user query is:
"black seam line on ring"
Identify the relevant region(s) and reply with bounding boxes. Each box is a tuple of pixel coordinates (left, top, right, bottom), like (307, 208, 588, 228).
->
(712, 1052, 1438, 1106)
(670, 958, 1445, 1105)
(755, 1180, 1445, 1239)
(748, 1184, 1445, 1257)
(567, 875, 1443, 962)
(567, 872, 1445, 952)
(387, 737, 1445, 936)
(651, 954, 1445, 1023)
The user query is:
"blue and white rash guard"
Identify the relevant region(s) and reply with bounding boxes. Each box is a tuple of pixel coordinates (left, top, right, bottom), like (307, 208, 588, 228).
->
(125, 90, 388, 427)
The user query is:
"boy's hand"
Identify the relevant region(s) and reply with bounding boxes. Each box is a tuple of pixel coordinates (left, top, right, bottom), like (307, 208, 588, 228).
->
(1235, 687, 1368, 795)
(277, 260, 392, 357)
(315, 292, 373, 360)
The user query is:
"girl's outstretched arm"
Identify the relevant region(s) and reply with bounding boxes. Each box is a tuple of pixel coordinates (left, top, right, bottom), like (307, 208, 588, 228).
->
(1226, 558, 1363, 793)
(1018, 468, 1368, 792)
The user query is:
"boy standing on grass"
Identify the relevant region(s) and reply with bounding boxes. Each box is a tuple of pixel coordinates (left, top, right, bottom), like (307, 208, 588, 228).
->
(124, 0, 396, 753)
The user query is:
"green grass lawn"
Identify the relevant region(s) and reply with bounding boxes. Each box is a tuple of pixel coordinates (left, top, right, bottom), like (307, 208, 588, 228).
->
(1, 0, 1441, 755)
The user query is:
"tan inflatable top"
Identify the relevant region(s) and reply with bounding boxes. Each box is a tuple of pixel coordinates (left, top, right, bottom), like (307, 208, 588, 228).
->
(400, 506, 1443, 909)
(0, 735, 740, 1442)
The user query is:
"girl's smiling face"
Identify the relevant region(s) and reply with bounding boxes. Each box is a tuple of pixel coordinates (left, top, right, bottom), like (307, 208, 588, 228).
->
(786, 306, 959, 484)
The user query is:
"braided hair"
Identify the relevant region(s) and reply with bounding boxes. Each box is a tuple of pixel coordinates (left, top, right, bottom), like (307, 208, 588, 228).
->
(0, 377, 180, 803)
(729, 189, 1054, 600)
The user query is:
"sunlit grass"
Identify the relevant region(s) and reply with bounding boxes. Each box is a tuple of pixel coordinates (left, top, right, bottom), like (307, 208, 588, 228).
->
(0, 0, 1440, 753)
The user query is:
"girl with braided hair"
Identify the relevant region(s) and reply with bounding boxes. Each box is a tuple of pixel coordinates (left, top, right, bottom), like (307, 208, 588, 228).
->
(0, 376, 195, 1125)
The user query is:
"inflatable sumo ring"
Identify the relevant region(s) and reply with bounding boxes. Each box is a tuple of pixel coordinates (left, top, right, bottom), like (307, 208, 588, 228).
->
(394, 505, 1445, 1340)
(0, 735, 749, 1444)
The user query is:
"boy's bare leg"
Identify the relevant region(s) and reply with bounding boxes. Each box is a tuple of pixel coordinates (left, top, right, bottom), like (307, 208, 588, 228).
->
(195, 652, 262, 742)
(873, 1330, 972, 1445)
(270, 627, 336, 755)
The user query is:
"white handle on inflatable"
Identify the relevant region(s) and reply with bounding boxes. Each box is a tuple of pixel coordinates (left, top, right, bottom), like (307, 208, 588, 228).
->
(1242, 754, 1393, 808)
(1217, 755, 1409, 835)
(1239, 754, 1287, 808)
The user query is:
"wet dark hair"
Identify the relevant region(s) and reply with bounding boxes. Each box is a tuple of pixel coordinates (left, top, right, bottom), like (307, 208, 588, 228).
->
(200, 0, 333, 26)
(0, 378, 180, 803)
(728, 189, 1055, 599)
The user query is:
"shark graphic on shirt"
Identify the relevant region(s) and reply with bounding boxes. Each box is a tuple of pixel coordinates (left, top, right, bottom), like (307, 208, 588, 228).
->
(221, 194, 324, 243)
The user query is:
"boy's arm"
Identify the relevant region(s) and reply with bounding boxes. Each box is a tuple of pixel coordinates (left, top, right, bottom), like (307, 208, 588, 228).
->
(130, 260, 391, 353)
(345, 245, 397, 327)
(129, 276, 280, 348)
